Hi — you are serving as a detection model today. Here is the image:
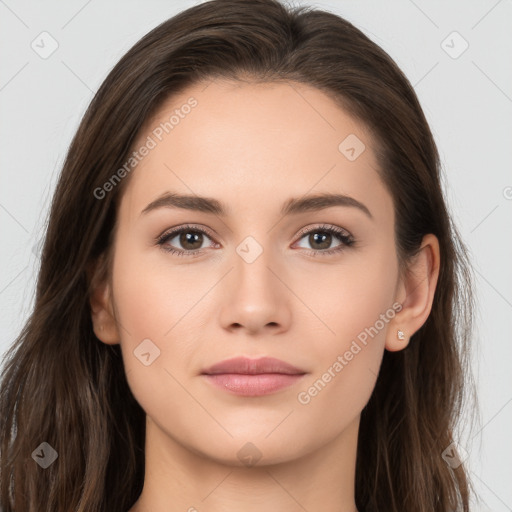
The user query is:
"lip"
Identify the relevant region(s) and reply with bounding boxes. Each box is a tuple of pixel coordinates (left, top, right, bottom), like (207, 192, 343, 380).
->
(201, 356, 307, 397)
(201, 356, 306, 375)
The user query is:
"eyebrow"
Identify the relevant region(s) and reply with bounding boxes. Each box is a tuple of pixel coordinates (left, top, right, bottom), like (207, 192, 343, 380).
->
(140, 191, 373, 219)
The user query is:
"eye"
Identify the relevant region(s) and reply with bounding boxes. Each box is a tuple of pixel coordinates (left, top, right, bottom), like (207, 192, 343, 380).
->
(156, 224, 218, 257)
(156, 223, 355, 258)
(293, 224, 355, 256)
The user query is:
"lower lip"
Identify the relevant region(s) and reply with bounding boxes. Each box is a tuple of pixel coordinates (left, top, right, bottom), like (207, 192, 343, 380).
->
(203, 373, 306, 396)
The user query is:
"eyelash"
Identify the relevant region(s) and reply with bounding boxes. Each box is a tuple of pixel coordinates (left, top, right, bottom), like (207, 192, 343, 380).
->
(155, 223, 355, 258)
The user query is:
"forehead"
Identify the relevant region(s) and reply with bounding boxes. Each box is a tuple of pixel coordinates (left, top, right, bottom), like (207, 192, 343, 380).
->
(121, 79, 392, 225)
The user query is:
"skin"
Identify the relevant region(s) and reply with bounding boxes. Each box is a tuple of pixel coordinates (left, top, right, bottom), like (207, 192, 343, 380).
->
(89, 79, 440, 512)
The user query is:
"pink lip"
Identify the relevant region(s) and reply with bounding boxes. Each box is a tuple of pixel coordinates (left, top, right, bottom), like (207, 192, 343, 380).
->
(204, 374, 306, 396)
(201, 357, 307, 397)
(201, 356, 305, 375)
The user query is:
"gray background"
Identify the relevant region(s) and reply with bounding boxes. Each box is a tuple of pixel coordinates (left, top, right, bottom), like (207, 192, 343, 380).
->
(1, 1, 511, 510)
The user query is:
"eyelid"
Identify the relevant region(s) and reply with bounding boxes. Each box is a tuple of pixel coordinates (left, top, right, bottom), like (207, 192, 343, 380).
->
(294, 223, 352, 240)
(156, 223, 353, 242)
(156, 223, 216, 240)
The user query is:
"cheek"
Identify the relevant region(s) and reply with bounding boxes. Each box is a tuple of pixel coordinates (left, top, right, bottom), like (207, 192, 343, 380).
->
(110, 245, 201, 385)
(302, 242, 399, 349)
(110, 249, 205, 428)
(111, 243, 210, 343)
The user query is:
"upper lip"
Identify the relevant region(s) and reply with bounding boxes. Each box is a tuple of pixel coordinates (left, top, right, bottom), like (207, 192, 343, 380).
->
(201, 356, 306, 375)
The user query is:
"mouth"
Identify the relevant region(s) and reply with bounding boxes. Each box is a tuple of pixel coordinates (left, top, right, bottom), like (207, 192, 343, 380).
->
(201, 356, 307, 397)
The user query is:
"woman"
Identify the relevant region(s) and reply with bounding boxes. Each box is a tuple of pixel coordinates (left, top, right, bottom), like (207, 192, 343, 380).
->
(0, 0, 476, 510)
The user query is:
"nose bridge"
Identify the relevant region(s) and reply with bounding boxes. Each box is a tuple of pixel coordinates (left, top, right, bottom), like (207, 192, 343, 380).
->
(232, 233, 278, 296)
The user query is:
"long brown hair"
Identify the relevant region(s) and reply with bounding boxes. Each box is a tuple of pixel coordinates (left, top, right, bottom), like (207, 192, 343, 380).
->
(0, 0, 477, 510)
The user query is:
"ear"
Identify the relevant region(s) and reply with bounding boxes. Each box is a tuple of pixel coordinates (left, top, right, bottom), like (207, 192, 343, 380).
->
(87, 255, 120, 345)
(386, 233, 440, 352)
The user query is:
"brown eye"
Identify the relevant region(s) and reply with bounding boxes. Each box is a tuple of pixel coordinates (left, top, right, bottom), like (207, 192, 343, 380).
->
(294, 225, 355, 256)
(307, 231, 334, 250)
(156, 225, 216, 256)
(176, 231, 204, 251)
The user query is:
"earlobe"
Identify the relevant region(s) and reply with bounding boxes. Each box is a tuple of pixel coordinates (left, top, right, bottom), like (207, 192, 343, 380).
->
(385, 234, 440, 352)
(386, 327, 410, 352)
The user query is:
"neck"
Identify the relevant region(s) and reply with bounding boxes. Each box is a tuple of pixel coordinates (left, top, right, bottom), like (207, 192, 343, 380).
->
(128, 415, 360, 512)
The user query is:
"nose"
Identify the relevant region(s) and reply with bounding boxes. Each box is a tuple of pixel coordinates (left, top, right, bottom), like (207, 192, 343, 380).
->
(217, 243, 292, 336)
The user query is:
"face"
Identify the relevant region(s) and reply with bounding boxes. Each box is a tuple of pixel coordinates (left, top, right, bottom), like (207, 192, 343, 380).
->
(97, 79, 403, 465)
